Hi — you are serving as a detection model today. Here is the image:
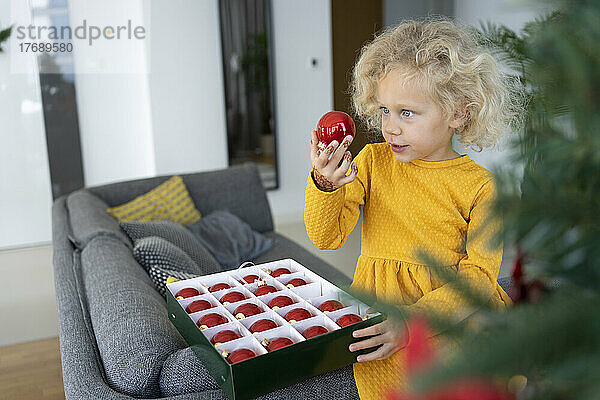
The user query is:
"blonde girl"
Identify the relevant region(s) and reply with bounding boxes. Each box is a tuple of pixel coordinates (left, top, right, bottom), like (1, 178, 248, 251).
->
(305, 17, 523, 399)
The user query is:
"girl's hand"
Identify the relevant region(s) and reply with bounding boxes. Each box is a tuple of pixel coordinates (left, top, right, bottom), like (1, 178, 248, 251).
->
(349, 319, 408, 362)
(310, 130, 358, 192)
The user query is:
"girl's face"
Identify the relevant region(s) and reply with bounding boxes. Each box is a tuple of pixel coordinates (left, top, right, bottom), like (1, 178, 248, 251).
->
(377, 69, 464, 163)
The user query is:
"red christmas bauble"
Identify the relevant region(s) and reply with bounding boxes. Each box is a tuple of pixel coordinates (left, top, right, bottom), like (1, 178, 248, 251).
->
(284, 308, 312, 323)
(255, 285, 278, 296)
(316, 111, 356, 148)
(234, 303, 263, 319)
(271, 268, 291, 277)
(318, 300, 344, 313)
(220, 291, 247, 304)
(175, 287, 200, 299)
(286, 278, 307, 288)
(210, 329, 241, 345)
(241, 274, 259, 284)
(266, 337, 294, 352)
(226, 348, 256, 364)
(336, 313, 363, 327)
(185, 300, 213, 314)
(268, 295, 294, 309)
(197, 313, 228, 329)
(209, 282, 231, 293)
(249, 319, 278, 333)
(303, 325, 329, 339)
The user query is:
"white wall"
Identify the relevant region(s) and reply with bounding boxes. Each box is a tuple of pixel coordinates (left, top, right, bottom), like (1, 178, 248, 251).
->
(68, 0, 156, 187)
(148, 0, 228, 176)
(0, 0, 53, 249)
(268, 0, 333, 222)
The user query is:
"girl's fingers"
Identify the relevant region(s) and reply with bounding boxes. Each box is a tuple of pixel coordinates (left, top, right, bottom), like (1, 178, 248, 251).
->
(310, 130, 319, 162)
(349, 334, 386, 352)
(356, 344, 395, 362)
(339, 162, 358, 186)
(336, 151, 352, 178)
(330, 135, 353, 167)
(352, 320, 386, 338)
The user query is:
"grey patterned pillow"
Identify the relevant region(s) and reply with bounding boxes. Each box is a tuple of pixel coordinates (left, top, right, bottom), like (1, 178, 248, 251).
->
(147, 265, 199, 297)
(133, 236, 201, 274)
(121, 221, 221, 274)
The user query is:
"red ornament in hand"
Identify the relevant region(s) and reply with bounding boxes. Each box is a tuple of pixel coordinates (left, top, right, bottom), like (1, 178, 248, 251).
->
(197, 313, 228, 330)
(234, 303, 263, 319)
(318, 300, 344, 313)
(264, 337, 294, 352)
(210, 330, 241, 345)
(249, 319, 278, 333)
(316, 111, 356, 149)
(220, 291, 246, 304)
(225, 348, 256, 364)
(209, 283, 231, 292)
(185, 300, 213, 314)
(267, 295, 294, 309)
(255, 285, 278, 296)
(336, 313, 363, 327)
(303, 325, 329, 339)
(284, 308, 312, 323)
(175, 287, 200, 299)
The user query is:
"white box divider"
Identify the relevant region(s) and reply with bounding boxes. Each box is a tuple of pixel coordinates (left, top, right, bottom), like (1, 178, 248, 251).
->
(212, 286, 254, 305)
(167, 277, 208, 298)
(288, 281, 321, 299)
(214, 335, 268, 363)
(257, 289, 303, 310)
(201, 321, 252, 345)
(178, 293, 220, 313)
(253, 325, 306, 352)
(357, 302, 382, 318)
(188, 305, 236, 330)
(238, 310, 287, 333)
(224, 298, 269, 320)
(292, 314, 340, 339)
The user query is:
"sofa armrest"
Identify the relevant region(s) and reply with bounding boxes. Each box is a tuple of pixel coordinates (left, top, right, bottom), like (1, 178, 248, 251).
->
(87, 163, 273, 233)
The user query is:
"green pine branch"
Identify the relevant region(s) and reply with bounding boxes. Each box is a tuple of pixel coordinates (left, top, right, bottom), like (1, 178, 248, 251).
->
(0, 25, 13, 53)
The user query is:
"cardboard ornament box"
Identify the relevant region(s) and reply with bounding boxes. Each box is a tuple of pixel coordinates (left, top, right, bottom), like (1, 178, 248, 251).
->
(166, 258, 384, 400)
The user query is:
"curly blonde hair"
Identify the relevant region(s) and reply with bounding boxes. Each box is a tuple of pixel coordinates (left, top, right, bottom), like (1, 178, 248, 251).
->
(351, 16, 526, 150)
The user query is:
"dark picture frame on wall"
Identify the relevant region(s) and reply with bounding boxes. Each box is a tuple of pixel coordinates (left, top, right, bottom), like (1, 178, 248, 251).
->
(218, 0, 279, 190)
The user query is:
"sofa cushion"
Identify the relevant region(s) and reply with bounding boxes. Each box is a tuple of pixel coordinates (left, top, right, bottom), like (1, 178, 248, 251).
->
(148, 266, 199, 297)
(80, 235, 187, 397)
(159, 346, 359, 399)
(106, 175, 202, 225)
(187, 210, 274, 270)
(66, 190, 131, 249)
(133, 236, 201, 274)
(121, 220, 221, 275)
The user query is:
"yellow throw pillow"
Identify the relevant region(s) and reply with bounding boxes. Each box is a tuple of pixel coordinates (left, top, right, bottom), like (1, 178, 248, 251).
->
(106, 175, 202, 225)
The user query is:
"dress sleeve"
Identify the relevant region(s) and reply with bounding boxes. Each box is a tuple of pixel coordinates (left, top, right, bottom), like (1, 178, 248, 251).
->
(408, 178, 504, 332)
(303, 145, 371, 250)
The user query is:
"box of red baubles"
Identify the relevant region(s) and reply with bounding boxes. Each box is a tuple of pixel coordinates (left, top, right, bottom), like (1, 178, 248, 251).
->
(166, 258, 383, 400)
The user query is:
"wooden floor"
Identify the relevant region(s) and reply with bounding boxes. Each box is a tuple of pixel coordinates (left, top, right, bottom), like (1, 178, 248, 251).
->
(0, 337, 65, 400)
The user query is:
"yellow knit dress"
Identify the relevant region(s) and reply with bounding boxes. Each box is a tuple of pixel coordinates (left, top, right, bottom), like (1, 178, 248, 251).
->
(304, 142, 512, 399)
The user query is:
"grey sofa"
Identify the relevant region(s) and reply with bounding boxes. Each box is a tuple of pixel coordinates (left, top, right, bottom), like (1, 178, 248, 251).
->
(52, 164, 359, 400)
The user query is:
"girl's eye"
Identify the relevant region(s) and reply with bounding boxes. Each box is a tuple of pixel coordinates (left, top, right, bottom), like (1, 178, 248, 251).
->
(401, 110, 414, 118)
(380, 107, 390, 115)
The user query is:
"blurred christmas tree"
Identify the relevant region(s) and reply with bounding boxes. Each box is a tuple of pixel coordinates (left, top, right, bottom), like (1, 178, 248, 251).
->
(379, 0, 600, 399)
